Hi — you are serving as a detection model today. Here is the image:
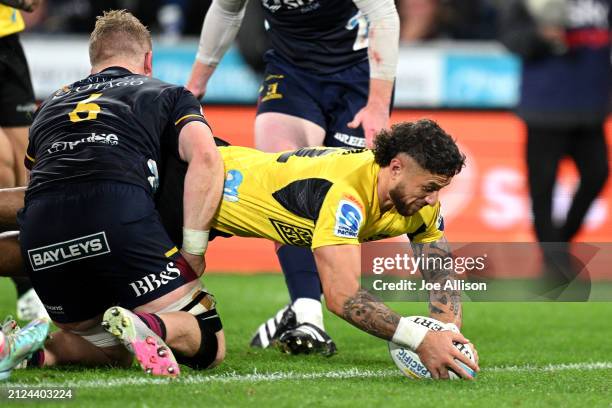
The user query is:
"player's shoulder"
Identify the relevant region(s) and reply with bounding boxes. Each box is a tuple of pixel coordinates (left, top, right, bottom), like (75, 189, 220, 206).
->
(415, 201, 441, 223)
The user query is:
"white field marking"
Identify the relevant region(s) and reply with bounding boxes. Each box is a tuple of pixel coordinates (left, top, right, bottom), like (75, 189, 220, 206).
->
(2, 362, 611, 388)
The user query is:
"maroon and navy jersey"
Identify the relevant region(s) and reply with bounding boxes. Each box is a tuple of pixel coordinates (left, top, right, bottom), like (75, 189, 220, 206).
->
(261, 0, 369, 73)
(25, 67, 208, 200)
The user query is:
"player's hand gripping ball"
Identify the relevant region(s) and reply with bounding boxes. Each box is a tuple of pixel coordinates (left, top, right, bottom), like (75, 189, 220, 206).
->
(388, 316, 476, 380)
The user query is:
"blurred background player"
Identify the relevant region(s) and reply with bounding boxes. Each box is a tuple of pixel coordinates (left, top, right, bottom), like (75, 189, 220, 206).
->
(498, 0, 610, 290)
(0, 0, 47, 321)
(186, 0, 400, 355)
(499, 0, 611, 243)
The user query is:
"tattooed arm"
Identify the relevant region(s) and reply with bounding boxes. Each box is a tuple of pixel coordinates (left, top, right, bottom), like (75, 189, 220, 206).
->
(313, 243, 478, 379)
(411, 235, 463, 328)
(313, 244, 400, 340)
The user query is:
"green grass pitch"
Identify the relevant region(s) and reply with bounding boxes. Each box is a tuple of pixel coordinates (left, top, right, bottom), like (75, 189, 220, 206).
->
(1, 274, 611, 407)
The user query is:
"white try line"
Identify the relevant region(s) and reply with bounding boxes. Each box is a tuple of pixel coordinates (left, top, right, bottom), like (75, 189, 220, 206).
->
(3, 362, 612, 389)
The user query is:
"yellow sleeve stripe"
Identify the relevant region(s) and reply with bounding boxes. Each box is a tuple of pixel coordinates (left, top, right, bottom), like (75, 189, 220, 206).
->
(175, 114, 204, 126)
(25, 152, 35, 163)
(165, 246, 179, 258)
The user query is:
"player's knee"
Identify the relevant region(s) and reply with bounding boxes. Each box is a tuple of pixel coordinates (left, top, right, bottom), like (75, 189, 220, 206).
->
(176, 309, 224, 370)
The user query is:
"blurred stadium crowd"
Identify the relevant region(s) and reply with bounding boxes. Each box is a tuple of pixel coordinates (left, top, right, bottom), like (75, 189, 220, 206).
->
(20, 0, 501, 41)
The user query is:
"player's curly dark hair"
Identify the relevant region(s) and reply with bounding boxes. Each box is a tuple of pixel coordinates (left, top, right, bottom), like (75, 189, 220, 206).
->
(373, 119, 466, 177)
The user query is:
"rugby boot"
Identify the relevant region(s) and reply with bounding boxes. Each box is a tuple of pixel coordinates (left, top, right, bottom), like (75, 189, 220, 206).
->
(249, 305, 297, 349)
(277, 322, 337, 357)
(0, 317, 50, 380)
(102, 306, 179, 377)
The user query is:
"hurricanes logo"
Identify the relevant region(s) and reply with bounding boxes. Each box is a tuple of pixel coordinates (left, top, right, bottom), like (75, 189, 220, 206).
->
(270, 218, 313, 246)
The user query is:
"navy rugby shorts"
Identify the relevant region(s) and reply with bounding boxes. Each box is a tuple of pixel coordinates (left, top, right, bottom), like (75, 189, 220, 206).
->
(18, 182, 198, 323)
(256, 52, 369, 149)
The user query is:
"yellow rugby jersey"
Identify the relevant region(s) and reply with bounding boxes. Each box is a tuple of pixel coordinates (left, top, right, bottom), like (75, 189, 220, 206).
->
(0, 5, 24, 38)
(212, 146, 444, 249)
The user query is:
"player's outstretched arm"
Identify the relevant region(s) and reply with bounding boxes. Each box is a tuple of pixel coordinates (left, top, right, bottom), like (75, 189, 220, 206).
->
(411, 235, 463, 328)
(178, 122, 224, 275)
(186, 0, 248, 98)
(313, 244, 478, 379)
(0, 187, 25, 231)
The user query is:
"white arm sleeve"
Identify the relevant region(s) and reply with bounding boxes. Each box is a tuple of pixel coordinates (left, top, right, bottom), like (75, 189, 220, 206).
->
(196, 0, 249, 66)
(353, 0, 400, 81)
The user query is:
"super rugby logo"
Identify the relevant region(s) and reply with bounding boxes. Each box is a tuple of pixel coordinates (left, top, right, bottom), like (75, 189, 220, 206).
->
(27, 232, 110, 271)
(129, 262, 182, 297)
(334, 199, 363, 239)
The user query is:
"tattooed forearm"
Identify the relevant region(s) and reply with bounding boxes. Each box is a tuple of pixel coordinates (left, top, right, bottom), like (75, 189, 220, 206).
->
(411, 236, 462, 325)
(342, 289, 401, 340)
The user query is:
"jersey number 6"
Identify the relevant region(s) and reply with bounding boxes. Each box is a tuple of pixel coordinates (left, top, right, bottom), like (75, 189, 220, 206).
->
(69, 93, 103, 122)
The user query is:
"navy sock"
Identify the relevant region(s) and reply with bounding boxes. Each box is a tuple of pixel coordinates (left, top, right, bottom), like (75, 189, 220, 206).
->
(276, 245, 321, 302)
(134, 312, 167, 341)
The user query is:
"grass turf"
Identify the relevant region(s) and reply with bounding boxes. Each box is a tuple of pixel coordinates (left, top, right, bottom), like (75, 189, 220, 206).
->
(1, 274, 611, 407)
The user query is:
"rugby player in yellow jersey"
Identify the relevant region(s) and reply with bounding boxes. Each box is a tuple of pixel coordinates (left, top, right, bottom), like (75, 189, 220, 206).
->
(0, 119, 479, 379)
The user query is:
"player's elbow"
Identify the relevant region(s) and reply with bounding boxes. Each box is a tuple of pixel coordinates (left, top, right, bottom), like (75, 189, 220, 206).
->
(193, 145, 222, 170)
(323, 290, 348, 318)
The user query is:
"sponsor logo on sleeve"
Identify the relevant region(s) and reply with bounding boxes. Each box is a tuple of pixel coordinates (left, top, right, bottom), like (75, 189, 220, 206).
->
(334, 199, 363, 239)
(27, 232, 110, 271)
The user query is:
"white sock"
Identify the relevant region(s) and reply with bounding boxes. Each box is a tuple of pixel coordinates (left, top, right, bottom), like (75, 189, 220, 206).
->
(292, 298, 324, 330)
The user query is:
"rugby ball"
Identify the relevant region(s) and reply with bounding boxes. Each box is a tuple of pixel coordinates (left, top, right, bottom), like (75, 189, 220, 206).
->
(388, 316, 476, 380)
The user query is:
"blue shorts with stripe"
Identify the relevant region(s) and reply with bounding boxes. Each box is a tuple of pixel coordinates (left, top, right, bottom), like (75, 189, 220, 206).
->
(18, 181, 197, 323)
(256, 52, 369, 149)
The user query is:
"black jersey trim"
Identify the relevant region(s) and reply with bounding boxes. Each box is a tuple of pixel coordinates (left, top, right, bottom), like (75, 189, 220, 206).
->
(406, 223, 427, 241)
(272, 178, 332, 221)
(174, 114, 209, 134)
(175, 114, 204, 126)
(276, 147, 339, 163)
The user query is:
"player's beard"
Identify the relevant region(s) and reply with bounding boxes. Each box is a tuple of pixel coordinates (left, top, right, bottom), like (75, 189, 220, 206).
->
(389, 186, 426, 217)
